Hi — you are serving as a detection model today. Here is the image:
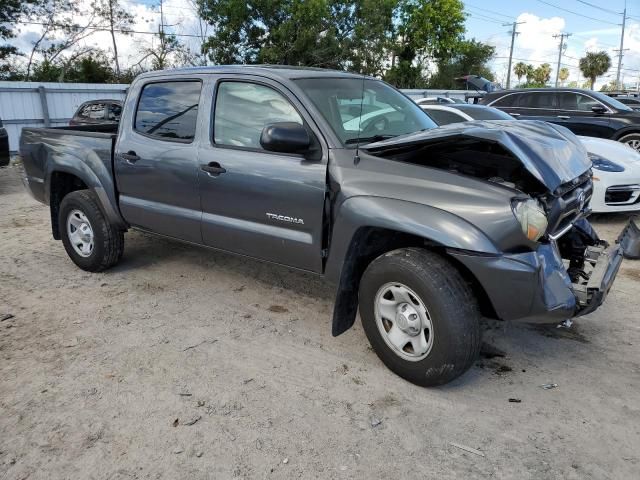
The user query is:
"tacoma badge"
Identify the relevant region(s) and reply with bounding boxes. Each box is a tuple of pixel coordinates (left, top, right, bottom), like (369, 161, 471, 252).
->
(266, 213, 304, 225)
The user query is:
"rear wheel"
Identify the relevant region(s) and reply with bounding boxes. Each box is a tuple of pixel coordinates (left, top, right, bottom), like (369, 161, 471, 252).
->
(618, 133, 640, 152)
(359, 248, 481, 386)
(59, 190, 124, 272)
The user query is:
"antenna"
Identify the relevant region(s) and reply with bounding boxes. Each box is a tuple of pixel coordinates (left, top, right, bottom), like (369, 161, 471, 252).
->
(354, 71, 366, 164)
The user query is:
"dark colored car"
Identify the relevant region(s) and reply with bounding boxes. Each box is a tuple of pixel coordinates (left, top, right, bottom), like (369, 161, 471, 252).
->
(69, 100, 123, 126)
(613, 97, 640, 111)
(480, 88, 640, 151)
(19, 66, 623, 386)
(0, 117, 10, 166)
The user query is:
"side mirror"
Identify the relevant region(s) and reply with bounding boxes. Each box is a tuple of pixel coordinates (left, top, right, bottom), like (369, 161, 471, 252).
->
(591, 105, 607, 114)
(260, 122, 310, 153)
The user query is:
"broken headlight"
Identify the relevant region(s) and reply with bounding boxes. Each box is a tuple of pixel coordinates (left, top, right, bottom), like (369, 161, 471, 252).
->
(512, 198, 548, 242)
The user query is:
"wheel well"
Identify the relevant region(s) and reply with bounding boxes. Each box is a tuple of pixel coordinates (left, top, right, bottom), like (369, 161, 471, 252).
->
(331, 226, 497, 336)
(50, 172, 88, 239)
(614, 130, 640, 141)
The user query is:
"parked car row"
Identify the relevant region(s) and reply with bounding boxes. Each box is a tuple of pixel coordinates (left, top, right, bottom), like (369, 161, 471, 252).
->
(480, 88, 640, 151)
(419, 103, 640, 213)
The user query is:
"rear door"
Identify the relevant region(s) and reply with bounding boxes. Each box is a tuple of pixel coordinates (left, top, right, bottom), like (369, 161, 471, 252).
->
(510, 91, 558, 122)
(197, 77, 328, 272)
(114, 79, 204, 243)
(553, 92, 613, 138)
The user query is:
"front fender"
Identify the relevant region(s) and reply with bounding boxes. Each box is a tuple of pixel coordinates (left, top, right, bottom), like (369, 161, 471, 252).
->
(325, 195, 499, 283)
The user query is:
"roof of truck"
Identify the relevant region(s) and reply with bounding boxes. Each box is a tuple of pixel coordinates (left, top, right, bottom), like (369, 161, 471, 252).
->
(136, 65, 369, 81)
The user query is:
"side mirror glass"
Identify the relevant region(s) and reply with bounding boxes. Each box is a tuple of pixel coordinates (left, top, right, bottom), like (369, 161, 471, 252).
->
(260, 122, 310, 153)
(591, 105, 607, 114)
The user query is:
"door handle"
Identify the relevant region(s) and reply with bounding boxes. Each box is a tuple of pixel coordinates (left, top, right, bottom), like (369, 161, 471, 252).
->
(557, 115, 570, 120)
(120, 151, 140, 164)
(510, 113, 520, 117)
(201, 162, 226, 176)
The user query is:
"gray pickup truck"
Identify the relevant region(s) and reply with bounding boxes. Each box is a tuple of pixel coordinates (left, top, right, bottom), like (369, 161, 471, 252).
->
(20, 66, 623, 386)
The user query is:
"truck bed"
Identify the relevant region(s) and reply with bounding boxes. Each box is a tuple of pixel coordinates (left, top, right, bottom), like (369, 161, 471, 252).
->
(20, 124, 118, 206)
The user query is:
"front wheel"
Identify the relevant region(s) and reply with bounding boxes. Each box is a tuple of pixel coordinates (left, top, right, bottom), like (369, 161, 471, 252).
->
(618, 133, 640, 152)
(359, 248, 481, 387)
(59, 190, 124, 272)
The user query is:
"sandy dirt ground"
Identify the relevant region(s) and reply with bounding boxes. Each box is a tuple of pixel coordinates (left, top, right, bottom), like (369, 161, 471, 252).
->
(1, 165, 639, 479)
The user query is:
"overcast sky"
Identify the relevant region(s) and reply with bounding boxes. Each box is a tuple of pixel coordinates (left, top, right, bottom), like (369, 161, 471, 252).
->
(7, 0, 640, 89)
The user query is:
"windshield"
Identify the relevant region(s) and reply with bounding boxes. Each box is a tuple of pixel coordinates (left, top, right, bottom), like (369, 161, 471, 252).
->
(294, 77, 437, 146)
(589, 90, 633, 112)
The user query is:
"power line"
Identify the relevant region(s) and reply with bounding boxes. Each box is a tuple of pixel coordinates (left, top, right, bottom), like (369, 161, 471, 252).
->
(464, 4, 515, 21)
(17, 20, 205, 38)
(535, 0, 619, 25)
(573, 0, 621, 16)
(465, 12, 505, 25)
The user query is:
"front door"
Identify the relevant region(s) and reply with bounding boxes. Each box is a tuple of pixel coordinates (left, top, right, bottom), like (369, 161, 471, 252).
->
(198, 78, 328, 272)
(114, 80, 203, 243)
(553, 92, 612, 138)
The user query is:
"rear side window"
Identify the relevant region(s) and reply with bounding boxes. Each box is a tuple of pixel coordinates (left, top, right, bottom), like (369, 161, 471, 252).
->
(517, 92, 554, 109)
(79, 102, 106, 119)
(424, 109, 466, 126)
(108, 103, 122, 121)
(135, 81, 201, 141)
(490, 94, 518, 108)
(214, 82, 302, 149)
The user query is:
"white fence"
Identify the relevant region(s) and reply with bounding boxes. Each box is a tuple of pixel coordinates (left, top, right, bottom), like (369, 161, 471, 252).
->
(0, 81, 128, 152)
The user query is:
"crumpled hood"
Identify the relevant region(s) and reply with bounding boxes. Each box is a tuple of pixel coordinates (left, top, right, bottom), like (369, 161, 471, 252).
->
(365, 120, 591, 192)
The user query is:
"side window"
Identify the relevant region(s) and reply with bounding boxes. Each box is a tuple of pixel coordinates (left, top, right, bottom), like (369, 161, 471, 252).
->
(214, 82, 303, 149)
(557, 92, 579, 110)
(135, 81, 201, 141)
(491, 94, 518, 108)
(575, 94, 601, 112)
(517, 92, 554, 109)
(79, 103, 106, 119)
(425, 109, 466, 126)
(108, 103, 122, 121)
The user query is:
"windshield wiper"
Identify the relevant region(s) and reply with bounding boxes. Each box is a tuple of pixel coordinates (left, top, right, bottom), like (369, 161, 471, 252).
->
(345, 134, 397, 145)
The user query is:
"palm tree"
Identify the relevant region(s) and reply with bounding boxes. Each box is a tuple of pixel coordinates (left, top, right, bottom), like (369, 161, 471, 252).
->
(579, 51, 611, 90)
(558, 67, 569, 85)
(525, 64, 535, 83)
(513, 62, 528, 85)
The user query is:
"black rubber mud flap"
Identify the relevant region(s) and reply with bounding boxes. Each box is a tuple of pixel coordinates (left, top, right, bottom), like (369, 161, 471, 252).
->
(617, 217, 640, 260)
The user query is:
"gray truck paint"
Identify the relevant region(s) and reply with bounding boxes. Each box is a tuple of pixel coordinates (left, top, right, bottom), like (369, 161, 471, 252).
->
(19, 65, 619, 335)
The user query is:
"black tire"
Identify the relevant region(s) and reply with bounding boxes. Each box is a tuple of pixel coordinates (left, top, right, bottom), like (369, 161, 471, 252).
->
(359, 248, 481, 387)
(59, 190, 124, 272)
(618, 133, 640, 152)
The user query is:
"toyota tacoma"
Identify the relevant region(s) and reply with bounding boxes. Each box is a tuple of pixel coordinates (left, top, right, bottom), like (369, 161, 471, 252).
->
(19, 66, 623, 386)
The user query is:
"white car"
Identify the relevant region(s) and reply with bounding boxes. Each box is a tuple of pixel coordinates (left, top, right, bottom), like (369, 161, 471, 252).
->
(420, 104, 640, 213)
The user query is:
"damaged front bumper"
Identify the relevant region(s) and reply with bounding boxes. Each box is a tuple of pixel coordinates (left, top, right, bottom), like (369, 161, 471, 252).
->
(449, 229, 623, 324)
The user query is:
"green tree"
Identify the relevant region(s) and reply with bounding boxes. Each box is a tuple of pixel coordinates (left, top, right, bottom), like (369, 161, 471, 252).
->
(0, 0, 41, 78)
(558, 67, 569, 85)
(93, 0, 134, 79)
(29, 50, 115, 82)
(513, 61, 528, 85)
(579, 51, 611, 90)
(428, 39, 495, 89)
(385, 0, 466, 88)
(533, 63, 551, 85)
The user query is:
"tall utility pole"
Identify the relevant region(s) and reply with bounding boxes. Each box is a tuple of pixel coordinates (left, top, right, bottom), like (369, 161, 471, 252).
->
(615, 7, 628, 90)
(553, 33, 571, 88)
(504, 21, 525, 89)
